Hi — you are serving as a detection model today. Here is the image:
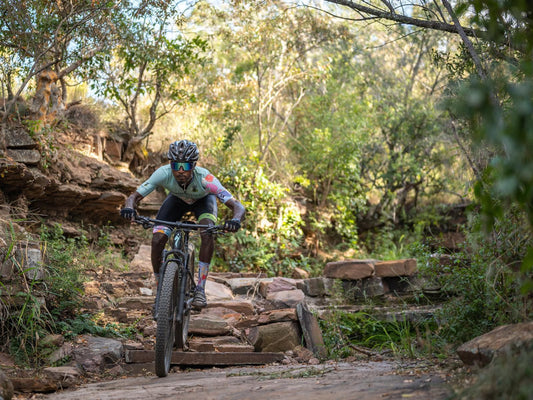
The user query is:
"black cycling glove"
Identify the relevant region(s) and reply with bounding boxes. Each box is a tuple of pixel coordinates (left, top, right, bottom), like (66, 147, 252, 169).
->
(223, 218, 241, 232)
(120, 207, 137, 220)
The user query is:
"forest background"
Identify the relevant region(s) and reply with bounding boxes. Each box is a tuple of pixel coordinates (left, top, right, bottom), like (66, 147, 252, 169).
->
(1, 0, 533, 397)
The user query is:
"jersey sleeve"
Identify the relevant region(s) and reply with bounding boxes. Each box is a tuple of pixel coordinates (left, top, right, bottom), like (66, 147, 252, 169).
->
(136, 167, 166, 197)
(203, 173, 234, 203)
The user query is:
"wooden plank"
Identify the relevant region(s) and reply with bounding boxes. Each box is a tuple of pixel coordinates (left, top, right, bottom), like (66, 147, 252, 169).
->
(125, 350, 285, 366)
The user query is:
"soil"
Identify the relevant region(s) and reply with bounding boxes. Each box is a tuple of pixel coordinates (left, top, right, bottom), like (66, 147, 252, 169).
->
(31, 359, 456, 400)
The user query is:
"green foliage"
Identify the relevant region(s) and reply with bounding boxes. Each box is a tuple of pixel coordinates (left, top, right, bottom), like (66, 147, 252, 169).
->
(1, 223, 133, 366)
(320, 310, 441, 359)
(412, 207, 533, 345)
(443, 0, 533, 296)
(213, 157, 319, 276)
(55, 313, 138, 341)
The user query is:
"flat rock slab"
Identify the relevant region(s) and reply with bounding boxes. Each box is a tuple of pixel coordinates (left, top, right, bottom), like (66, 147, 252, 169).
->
(296, 303, 326, 358)
(206, 299, 254, 315)
(206, 280, 234, 301)
(5, 125, 36, 148)
(6, 149, 41, 164)
(259, 277, 299, 297)
(40, 361, 451, 400)
(124, 350, 284, 366)
(226, 277, 273, 295)
(324, 260, 375, 280)
(266, 289, 305, 308)
(188, 337, 253, 353)
(374, 259, 418, 277)
(189, 314, 230, 336)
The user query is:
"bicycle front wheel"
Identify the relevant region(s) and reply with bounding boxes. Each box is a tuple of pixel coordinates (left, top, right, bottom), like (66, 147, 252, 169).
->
(154, 260, 179, 377)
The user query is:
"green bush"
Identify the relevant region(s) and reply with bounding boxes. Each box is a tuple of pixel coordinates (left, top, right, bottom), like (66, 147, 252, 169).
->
(214, 158, 320, 276)
(319, 310, 442, 359)
(2, 223, 134, 366)
(413, 206, 533, 345)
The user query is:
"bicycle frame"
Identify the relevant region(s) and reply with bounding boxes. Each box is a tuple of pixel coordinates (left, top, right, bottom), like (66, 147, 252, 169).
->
(134, 215, 223, 377)
(140, 217, 218, 318)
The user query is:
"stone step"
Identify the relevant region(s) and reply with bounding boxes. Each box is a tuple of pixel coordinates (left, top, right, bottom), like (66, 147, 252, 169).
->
(124, 350, 285, 366)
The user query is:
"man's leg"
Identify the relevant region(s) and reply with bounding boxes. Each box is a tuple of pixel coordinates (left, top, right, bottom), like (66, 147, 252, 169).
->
(197, 220, 215, 289)
(151, 231, 168, 279)
(152, 195, 184, 296)
(192, 196, 217, 308)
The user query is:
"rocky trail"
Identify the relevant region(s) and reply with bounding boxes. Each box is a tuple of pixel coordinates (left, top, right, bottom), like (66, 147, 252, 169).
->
(5, 221, 530, 400)
(1, 128, 461, 399)
(35, 360, 453, 400)
(3, 239, 462, 399)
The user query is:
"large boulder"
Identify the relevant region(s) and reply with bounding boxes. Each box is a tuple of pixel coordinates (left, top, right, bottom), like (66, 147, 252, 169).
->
(72, 335, 124, 373)
(247, 321, 301, 352)
(457, 322, 533, 366)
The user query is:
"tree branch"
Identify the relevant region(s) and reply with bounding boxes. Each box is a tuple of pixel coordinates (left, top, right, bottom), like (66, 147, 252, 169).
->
(325, 0, 483, 38)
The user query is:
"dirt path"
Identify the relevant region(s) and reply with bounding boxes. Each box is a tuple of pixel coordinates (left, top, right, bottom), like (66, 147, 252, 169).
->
(35, 360, 452, 400)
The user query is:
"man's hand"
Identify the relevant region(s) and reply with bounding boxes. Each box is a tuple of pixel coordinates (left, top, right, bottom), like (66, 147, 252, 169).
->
(120, 207, 137, 220)
(223, 218, 241, 232)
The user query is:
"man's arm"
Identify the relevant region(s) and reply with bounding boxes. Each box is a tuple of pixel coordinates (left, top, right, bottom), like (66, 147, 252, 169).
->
(125, 191, 144, 210)
(225, 198, 245, 221)
(120, 191, 145, 220)
(222, 198, 245, 232)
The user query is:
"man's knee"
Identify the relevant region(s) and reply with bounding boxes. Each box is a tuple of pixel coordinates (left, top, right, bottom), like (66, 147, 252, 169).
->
(152, 232, 167, 246)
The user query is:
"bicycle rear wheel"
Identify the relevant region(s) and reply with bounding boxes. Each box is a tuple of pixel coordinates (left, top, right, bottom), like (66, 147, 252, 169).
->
(175, 244, 195, 350)
(154, 260, 179, 377)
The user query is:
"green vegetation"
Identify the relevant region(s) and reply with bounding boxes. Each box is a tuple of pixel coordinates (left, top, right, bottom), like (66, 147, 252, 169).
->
(1, 1, 533, 396)
(0, 223, 137, 366)
(320, 310, 437, 359)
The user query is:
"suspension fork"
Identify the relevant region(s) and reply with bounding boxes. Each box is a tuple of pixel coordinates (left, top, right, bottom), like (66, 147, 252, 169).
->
(176, 231, 191, 323)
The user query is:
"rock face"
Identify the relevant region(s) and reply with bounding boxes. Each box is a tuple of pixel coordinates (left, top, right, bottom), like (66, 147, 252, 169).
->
(456, 322, 533, 366)
(1, 125, 139, 224)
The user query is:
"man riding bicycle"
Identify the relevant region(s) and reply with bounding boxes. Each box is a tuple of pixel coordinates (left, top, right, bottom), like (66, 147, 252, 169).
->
(120, 139, 245, 308)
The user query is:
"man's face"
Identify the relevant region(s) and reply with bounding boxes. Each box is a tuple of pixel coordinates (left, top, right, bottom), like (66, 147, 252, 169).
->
(170, 161, 194, 185)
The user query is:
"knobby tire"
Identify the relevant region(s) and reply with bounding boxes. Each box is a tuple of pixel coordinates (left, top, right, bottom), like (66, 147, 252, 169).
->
(154, 260, 180, 377)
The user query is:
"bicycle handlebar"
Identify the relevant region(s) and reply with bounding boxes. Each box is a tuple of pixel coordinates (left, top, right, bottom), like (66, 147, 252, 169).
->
(134, 215, 225, 234)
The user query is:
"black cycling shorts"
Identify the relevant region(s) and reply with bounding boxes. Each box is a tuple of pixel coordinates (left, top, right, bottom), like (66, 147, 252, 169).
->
(156, 194, 218, 224)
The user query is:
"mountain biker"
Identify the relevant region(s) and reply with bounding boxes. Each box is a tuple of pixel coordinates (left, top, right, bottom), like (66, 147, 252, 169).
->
(120, 139, 245, 308)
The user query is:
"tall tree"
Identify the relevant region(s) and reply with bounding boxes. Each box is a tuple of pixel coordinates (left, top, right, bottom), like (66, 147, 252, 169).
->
(190, 0, 352, 177)
(0, 0, 125, 121)
(90, 5, 207, 169)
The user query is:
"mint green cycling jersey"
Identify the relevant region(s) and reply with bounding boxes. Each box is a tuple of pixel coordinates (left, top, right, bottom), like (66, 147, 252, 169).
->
(136, 165, 233, 204)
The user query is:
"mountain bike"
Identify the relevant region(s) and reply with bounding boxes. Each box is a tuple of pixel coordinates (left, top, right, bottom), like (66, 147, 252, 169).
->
(134, 215, 224, 377)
